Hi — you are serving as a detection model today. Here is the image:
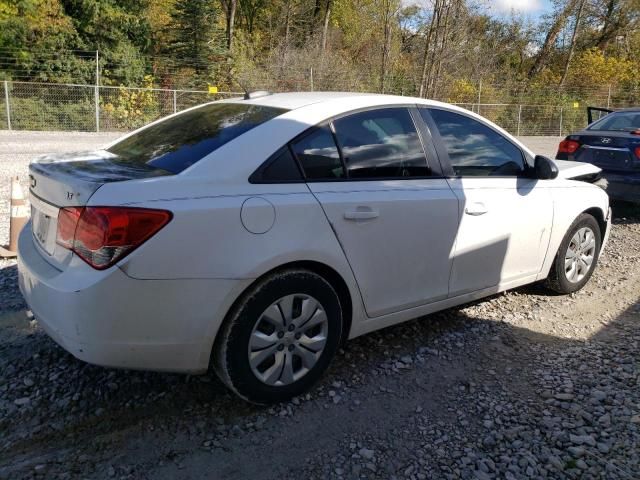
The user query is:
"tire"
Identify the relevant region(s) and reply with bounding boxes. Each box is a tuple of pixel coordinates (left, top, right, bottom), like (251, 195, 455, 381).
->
(546, 213, 601, 294)
(212, 269, 343, 404)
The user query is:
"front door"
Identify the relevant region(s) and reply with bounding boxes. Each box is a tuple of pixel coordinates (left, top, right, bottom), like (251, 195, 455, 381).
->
(422, 107, 553, 297)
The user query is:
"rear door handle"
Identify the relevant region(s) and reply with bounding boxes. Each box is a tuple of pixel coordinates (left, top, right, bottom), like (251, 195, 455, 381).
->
(464, 203, 488, 216)
(344, 207, 379, 221)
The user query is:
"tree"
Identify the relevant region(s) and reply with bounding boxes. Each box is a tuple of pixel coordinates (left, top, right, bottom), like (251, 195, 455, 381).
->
(528, 0, 579, 79)
(559, 0, 586, 86)
(379, 0, 398, 93)
(220, 0, 237, 50)
(320, 0, 332, 52)
(60, 0, 151, 85)
(169, 0, 226, 82)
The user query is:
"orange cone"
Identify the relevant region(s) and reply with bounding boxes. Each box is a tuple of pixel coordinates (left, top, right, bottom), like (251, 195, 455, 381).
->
(0, 177, 28, 258)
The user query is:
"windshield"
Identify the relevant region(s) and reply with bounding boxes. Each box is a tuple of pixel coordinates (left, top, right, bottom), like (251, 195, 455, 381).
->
(588, 111, 640, 132)
(106, 103, 288, 173)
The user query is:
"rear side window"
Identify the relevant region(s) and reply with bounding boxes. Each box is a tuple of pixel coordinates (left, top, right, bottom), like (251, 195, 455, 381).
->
(249, 147, 303, 183)
(106, 103, 288, 174)
(291, 125, 345, 180)
(425, 108, 525, 177)
(332, 107, 430, 178)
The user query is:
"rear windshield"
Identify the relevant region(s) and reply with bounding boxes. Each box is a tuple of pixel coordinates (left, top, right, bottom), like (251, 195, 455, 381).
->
(588, 111, 640, 132)
(106, 103, 288, 173)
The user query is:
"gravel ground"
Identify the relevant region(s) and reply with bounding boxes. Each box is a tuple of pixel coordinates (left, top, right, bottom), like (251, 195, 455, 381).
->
(0, 131, 638, 480)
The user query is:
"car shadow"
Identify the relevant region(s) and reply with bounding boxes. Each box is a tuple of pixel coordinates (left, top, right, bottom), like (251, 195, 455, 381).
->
(611, 200, 640, 224)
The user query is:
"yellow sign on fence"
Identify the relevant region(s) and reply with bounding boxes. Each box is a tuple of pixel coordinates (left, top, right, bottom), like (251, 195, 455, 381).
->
(208, 86, 218, 94)
(573, 102, 580, 108)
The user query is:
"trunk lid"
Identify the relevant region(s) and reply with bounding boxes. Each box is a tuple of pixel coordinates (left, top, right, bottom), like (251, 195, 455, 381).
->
(28, 150, 171, 269)
(573, 131, 640, 172)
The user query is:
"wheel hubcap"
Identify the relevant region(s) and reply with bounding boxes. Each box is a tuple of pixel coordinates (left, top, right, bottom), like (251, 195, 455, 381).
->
(564, 227, 596, 284)
(248, 294, 328, 386)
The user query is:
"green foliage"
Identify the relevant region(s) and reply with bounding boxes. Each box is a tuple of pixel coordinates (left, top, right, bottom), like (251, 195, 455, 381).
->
(446, 79, 477, 104)
(1, 0, 640, 134)
(569, 48, 639, 88)
(102, 75, 160, 130)
(168, 0, 227, 87)
(9, 96, 95, 131)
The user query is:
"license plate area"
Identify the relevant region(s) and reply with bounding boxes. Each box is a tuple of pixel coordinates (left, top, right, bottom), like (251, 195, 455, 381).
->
(30, 196, 59, 255)
(590, 148, 632, 170)
(33, 209, 50, 245)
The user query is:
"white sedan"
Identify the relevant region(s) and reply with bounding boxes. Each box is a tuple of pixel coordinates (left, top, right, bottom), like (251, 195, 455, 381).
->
(18, 92, 610, 404)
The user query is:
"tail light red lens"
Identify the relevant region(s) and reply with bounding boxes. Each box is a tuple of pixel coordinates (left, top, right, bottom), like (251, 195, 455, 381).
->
(56, 207, 82, 249)
(635, 146, 640, 159)
(56, 206, 172, 270)
(557, 139, 581, 155)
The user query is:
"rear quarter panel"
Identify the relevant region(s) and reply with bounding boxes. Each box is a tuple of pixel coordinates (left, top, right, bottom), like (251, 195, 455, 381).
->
(88, 178, 367, 337)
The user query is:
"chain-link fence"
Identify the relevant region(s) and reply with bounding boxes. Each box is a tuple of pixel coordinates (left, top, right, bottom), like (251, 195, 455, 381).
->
(454, 103, 589, 136)
(1, 81, 239, 133)
(0, 79, 633, 136)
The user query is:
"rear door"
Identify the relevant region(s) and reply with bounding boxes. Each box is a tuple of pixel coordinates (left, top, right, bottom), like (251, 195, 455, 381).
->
(295, 107, 459, 318)
(421, 107, 553, 297)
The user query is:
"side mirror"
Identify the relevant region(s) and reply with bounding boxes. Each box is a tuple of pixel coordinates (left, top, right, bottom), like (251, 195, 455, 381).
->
(534, 155, 559, 180)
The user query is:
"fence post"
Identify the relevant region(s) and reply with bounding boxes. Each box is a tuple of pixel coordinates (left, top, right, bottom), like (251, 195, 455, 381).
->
(516, 105, 522, 136)
(477, 80, 482, 115)
(607, 84, 611, 109)
(95, 50, 100, 132)
(310, 68, 314, 91)
(559, 107, 563, 137)
(3, 80, 10, 131)
(173, 90, 177, 114)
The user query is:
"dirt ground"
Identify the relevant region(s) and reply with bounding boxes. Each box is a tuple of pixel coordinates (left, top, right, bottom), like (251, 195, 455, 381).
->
(0, 132, 638, 480)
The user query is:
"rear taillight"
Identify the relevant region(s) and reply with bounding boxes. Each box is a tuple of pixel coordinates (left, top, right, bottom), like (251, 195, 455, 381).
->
(635, 146, 640, 159)
(56, 207, 82, 249)
(557, 139, 581, 155)
(56, 207, 172, 270)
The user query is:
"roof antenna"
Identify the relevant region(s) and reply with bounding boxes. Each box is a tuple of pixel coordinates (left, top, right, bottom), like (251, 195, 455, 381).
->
(230, 73, 249, 97)
(228, 71, 271, 100)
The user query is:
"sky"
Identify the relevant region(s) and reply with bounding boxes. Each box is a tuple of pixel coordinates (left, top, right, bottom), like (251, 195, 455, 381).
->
(404, 0, 553, 21)
(487, 0, 553, 18)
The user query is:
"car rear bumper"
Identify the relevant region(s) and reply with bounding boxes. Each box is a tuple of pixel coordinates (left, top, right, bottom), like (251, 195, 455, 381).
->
(17, 223, 249, 374)
(598, 172, 640, 204)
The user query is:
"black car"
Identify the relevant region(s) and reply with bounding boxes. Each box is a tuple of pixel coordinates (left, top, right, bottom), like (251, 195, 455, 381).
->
(556, 107, 640, 204)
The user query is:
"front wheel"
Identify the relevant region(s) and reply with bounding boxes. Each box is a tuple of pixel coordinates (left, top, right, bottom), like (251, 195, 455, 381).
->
(212, 269, 343, 404)
(546, 213, 601, 294)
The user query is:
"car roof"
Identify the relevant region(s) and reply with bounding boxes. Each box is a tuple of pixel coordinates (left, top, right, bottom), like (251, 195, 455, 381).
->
(180, 91, 535, 179)
(220, 91, 446, 110)
(611, 107, 640, 113)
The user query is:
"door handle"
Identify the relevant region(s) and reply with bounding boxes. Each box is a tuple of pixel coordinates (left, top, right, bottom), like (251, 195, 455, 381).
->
(344, 207, 379, 221)
(464, 203, 488, 216)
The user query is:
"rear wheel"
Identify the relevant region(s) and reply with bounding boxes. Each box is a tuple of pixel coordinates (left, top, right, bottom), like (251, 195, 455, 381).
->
(546, 214, 601, 294)
(213, 269, 343, 404)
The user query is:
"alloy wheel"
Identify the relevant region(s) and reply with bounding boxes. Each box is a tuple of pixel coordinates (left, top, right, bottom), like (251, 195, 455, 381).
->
(564, 226, 596, 283)
(248, 294, 329, 386)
